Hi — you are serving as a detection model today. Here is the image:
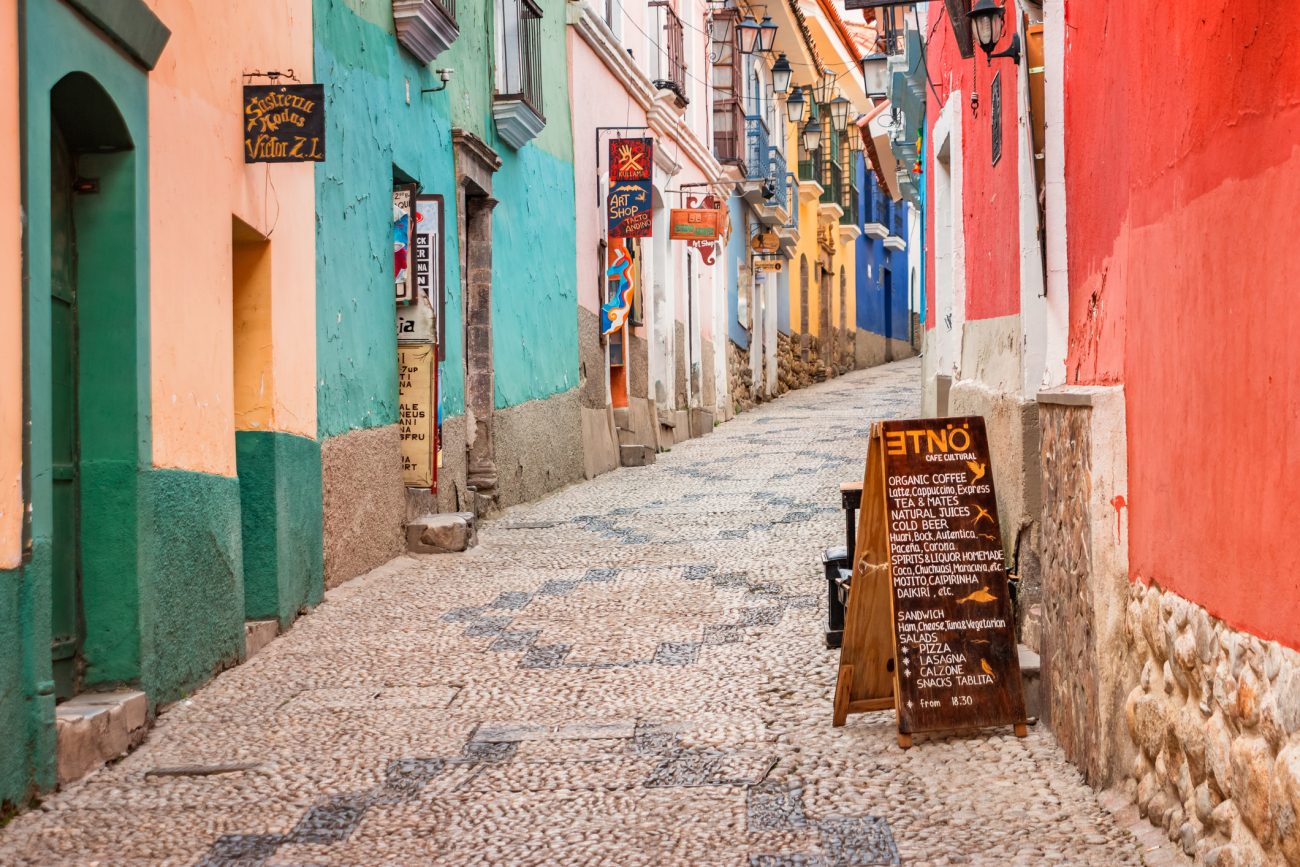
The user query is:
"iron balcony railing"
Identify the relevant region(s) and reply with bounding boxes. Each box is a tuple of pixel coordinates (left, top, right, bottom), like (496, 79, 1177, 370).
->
(768, 146, 788, 212)
(820, 159, 842, 208)
(433, 0, 455, 19)
(650, 1, 686, 100)
(745, 114, 770, 181)
(891, 200, 906, 236)
(797, 157, 817, 184)
(496, 0, 544, 118)
(840, 176, 858, 226)
(714, 99, 746, 171)
(784, 171, 798, 230)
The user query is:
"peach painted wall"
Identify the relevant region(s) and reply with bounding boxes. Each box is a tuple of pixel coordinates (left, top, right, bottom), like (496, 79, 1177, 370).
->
(146, 0, 316, 476)
(0, 4, 20, 568)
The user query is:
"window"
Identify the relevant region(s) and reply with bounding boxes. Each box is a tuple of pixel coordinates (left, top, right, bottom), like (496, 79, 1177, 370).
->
(494, 0, 545, 148)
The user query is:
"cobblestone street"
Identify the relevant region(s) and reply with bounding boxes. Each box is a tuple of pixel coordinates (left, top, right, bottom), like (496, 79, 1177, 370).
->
(0, 360, 1151, 866)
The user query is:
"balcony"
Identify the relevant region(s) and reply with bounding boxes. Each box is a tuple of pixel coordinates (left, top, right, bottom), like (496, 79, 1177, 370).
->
(745, 115, 770, 180)
(493, 0, 545, 149)
(884, 201, 906, 251)
(394, 0, 459, 64)
(650, 1, 687, 108)
(840, 177, 858, 227)
(713, 99, 746, 172)
(768, 147, 788, 213)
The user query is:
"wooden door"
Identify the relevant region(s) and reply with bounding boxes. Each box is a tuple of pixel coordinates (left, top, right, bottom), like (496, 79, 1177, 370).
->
(50, 127, 82, 700)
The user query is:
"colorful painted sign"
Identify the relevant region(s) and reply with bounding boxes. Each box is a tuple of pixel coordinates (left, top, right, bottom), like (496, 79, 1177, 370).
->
(669, 208, 722, 241)
(686, 194, 723, 264)
(397, 195, 446, 352)
(608, 179, 653, 238)
(243, 84, 325, 163)
(601, 242, 636, 335)
(751, 228, 779, 253)
(398, 344, 436, 489)
(609, 138, 653, 181)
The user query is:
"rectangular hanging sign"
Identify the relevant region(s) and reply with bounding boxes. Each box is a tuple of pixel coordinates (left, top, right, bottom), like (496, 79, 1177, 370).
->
(669, 208, 722, 240)
(243, 83, 326, 163)
(608, 179, 653, 238)
(609, 138, 654, 181)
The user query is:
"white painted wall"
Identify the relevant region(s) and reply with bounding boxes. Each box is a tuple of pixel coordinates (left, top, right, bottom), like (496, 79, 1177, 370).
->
(1041, 0, 1069, 388)
(930, 92, 966, 384)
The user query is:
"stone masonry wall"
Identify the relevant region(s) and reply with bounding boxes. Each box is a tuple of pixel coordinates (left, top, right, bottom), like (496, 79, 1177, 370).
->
(1123, 580, 1300, 866)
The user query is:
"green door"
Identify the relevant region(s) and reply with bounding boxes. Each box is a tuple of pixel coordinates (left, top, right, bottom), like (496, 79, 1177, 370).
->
(50, 127, 82, 701)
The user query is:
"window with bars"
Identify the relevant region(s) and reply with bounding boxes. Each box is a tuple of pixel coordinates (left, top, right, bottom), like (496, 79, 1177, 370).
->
(650, 1, 686, 102)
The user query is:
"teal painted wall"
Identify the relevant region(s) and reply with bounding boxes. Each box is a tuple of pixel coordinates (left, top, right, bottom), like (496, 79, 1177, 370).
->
(313, 0, 578, 438)
(236, 431, 324, 626)
(313, 0, 461, 436)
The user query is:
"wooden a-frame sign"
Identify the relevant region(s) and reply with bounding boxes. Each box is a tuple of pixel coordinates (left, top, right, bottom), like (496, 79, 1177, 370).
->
(833, 416, 1028, 748)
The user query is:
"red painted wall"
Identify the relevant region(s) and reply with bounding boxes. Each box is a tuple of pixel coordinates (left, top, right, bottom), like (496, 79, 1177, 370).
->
(1065, 1, 1300, 647)
(924, 14, 1022, 326)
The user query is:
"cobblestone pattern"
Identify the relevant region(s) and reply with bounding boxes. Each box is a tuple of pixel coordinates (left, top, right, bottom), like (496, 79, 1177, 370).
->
(0, 359, 1148, 866)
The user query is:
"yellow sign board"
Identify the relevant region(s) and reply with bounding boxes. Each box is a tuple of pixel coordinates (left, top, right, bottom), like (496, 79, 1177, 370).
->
(398, 344, 435, 488)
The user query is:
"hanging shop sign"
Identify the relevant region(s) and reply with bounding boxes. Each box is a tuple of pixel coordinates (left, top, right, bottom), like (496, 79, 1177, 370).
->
(609, 138, 653, 181)
(393, 186, 416, 303)
(607, 138, 653, 238)
(834, 416, 1028, 748)
(750, 228, 780, 253)
(669, 208, 722, 241)
(601, 242, 636, 335)
(243, 83, 325, 163)
(684, 195, 724, 264)
(398, 344, 437, 489)
(754, 258, 784, 272)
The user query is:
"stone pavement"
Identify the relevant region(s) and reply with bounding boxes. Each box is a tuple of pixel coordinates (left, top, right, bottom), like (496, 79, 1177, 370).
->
(0, 359, 1153, 866)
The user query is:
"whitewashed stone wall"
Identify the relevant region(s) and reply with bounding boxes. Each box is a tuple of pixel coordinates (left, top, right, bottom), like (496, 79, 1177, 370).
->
(1124, 580, 1300, 866)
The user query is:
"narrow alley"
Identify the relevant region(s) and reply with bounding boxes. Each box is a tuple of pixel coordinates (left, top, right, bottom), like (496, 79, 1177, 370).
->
(0, 361, 1150, 866)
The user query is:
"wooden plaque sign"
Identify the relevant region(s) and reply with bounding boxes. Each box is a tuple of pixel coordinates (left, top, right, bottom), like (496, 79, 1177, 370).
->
(834, 416, 1027, 747)
(243, 84, 326, 163)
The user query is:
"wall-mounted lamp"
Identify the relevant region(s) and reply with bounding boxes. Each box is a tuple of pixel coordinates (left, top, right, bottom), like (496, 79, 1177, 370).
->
(802, 117, 821, 152)
(737, 13, 761, 55)
(785, 85, 806, 123)
(813, 70, 838, 105)
(422, 68, 454, 94)
(861, 53, 889, 101)
(968, 0, 1021, 65)
(771, 53, 793, 94)
(830, 94, 851, 132)
(757, 15, 777, 53)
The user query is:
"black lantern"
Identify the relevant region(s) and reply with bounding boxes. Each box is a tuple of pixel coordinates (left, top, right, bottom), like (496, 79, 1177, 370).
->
(830, 94, 851, 132)
(771, 53, 793, 94)
(757, 15, 777, 54)
(813, 70, 837, 104)
(785, 85, 806, 123)
(802, 117, 821, 153)
(861, 52, 888, 100)
(969, 0, 1004, 53)
(737, 13, 761, 55)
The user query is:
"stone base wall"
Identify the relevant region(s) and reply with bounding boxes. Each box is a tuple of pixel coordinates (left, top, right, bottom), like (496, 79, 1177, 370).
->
(701, 338, 717, 411)
(1123, 581, 1300, 866)
(727, 340, 757, 413)
(321, 425, 405, 589)
(491, 388, 585, 511)
(577, 306, 607, 410)
(775, 331, 828, 396)
(828, 327, 855, 376)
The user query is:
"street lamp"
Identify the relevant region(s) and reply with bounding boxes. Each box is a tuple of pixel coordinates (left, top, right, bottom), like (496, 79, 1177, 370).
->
(785, 85, 806, 123)
(813, 70, 837, 104)
(830, 94, 851, 132)
(757, 15, 777, 54)
(771, 53, 793, 94)
(861, 53, 888, 100)
(802, 117, 821, 153)
(737, 13, 761, 55)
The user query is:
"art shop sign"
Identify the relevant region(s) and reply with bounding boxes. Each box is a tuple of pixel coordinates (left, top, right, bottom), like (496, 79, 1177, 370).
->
(244, 83, 325, 163)
(608, 138, 653, 238)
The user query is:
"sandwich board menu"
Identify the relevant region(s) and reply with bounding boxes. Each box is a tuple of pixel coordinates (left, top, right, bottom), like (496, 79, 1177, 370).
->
(833, 416, 1027, 748)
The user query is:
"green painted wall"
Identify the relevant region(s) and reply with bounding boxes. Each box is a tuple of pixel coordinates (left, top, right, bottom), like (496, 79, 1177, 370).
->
(236, 431, 324, 626)
(138, 470, 245, 703)
(313, 0, 578, 439)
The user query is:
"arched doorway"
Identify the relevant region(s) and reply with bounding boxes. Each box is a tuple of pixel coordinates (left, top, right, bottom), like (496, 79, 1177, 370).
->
(48, 72, 139, 699)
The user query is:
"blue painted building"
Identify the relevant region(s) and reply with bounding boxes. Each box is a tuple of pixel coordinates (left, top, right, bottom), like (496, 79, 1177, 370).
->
(854, 158, 913, 366)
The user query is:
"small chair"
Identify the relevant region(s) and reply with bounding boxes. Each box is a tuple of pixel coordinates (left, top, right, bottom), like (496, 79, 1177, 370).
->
(823, 481, 862, 648)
